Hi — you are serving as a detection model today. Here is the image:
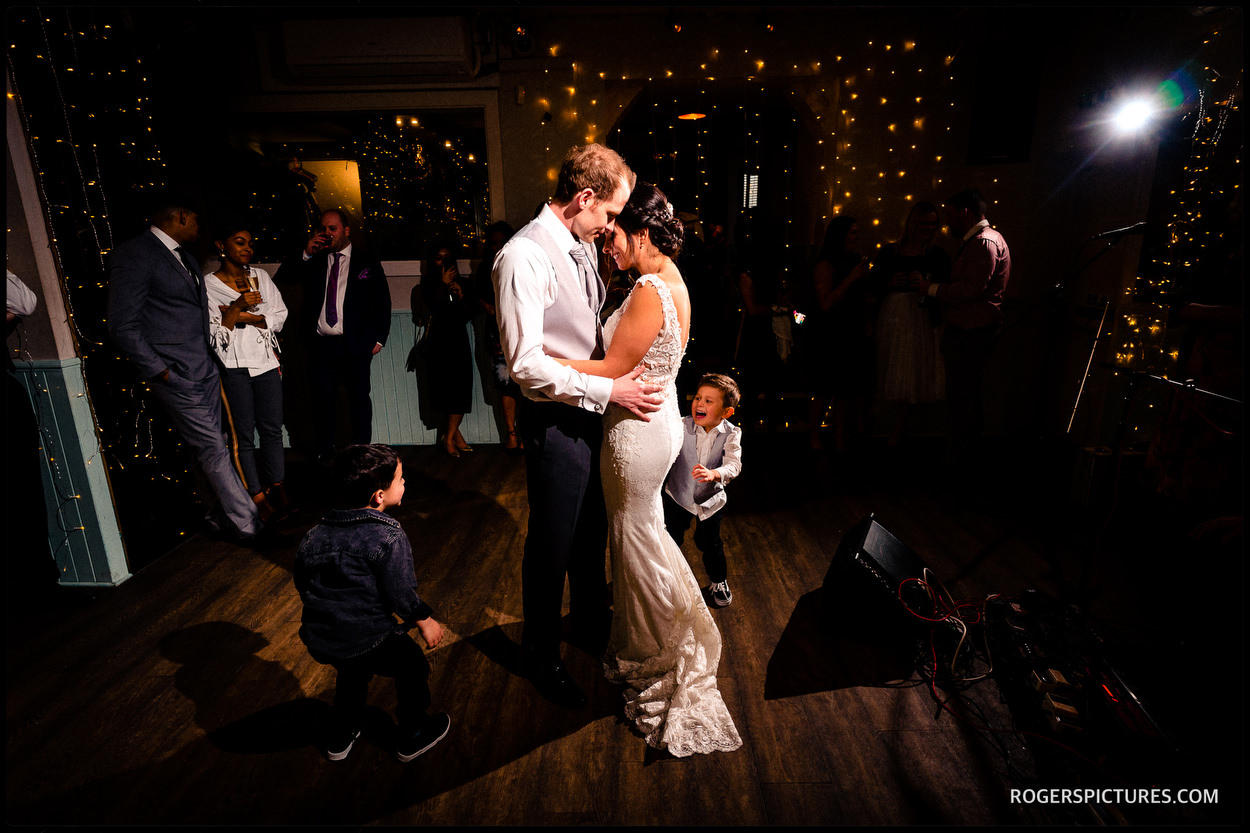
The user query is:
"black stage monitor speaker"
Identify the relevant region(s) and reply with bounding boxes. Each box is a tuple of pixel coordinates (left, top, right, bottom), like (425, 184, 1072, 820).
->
(824, 513, 936, 625)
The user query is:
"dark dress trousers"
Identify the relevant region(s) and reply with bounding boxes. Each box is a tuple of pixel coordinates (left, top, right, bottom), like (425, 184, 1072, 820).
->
(276, 248, 391, 454)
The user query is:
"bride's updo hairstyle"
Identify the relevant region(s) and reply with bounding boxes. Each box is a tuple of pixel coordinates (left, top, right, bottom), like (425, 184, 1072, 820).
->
(617, 182, 685, 260)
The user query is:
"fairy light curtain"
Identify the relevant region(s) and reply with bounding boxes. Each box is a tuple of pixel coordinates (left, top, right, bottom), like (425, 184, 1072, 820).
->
(8, 8, 206, 568)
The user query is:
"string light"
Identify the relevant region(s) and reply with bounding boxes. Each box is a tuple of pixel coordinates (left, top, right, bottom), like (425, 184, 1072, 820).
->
(1113, 44, 1239, 384)
(8, 9, 245, 566)
(20, 12, 1229, 553)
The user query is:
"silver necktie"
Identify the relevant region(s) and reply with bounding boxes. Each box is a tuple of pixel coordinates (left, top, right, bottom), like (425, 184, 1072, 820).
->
(569, 245, 601, 311)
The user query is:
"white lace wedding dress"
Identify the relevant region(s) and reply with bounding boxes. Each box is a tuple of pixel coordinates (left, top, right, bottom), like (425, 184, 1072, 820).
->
(600, 274, 743, 757)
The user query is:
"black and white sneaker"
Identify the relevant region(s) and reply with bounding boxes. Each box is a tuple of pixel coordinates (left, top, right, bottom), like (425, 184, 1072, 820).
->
(323, 728, 361, 762)
(396, 713, 451, 762)
(708, 580, 733, 608)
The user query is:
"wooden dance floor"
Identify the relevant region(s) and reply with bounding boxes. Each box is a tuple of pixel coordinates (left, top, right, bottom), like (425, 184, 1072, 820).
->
(5, 433, 1239, 826)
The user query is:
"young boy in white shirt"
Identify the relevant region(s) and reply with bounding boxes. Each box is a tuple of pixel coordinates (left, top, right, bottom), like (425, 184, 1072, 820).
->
(662, 373, 743, 607)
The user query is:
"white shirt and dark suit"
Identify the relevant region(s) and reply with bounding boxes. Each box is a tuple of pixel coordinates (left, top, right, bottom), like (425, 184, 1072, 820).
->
(107, 226, 260, 538)
(276, 242, 391, 456)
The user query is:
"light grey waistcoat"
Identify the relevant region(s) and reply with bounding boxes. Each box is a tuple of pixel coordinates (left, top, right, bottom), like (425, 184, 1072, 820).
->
(663, 417, 738, 517)
(514, 219, 605, 361)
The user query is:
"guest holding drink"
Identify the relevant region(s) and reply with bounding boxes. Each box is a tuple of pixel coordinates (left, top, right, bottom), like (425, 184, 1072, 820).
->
(208, 223, 290, 519)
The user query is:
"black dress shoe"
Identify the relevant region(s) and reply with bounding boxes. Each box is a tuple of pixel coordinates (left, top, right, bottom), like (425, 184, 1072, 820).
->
(527, 656, 588, 709)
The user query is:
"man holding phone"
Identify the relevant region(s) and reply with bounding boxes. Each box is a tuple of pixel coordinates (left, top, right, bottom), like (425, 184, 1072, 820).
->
(277, 208, 391, 463)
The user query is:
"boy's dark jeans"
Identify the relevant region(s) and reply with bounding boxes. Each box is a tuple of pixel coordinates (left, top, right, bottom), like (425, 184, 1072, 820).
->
(328, 631, 431, 736)
(662, 493, 727, 584)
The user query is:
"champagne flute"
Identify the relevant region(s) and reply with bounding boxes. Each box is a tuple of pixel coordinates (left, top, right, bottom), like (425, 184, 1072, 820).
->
(245, 266, 261, 312)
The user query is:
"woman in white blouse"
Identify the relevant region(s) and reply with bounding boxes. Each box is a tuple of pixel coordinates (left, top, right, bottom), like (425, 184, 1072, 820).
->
(208, 224, 289, 520)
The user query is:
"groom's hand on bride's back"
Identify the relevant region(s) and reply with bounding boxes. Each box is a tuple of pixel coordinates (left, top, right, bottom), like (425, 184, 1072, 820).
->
(610, 366, 663, 420)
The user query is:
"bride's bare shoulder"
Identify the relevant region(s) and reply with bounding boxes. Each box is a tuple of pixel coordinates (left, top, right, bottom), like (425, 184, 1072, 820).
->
(659, 266, 688, 297)
(631, 271, 687, 303)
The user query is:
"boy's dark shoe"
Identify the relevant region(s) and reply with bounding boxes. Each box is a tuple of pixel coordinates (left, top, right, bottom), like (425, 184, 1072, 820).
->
(323, 728, 361, 762)
(396, 713, 451, 762)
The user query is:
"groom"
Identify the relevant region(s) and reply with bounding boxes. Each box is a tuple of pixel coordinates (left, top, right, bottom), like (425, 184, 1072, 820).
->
(493, 144, 662, 708)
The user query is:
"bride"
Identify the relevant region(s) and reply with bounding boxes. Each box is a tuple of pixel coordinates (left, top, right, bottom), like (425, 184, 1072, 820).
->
(556, 183, 742, 756)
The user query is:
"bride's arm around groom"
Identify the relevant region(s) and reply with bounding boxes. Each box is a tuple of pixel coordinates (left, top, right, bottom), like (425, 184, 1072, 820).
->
(553, 282, 665, 380)
(492, 225, 662, 420)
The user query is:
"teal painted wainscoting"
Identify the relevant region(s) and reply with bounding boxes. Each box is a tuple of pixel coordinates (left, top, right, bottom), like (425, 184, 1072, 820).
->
(12, 359, 130, 587)
(370, 312, 503, 447)
(10, 311, 497, 588)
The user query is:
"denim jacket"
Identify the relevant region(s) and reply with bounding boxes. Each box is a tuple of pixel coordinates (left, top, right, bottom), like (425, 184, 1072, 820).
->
(294, 507, 435, 662)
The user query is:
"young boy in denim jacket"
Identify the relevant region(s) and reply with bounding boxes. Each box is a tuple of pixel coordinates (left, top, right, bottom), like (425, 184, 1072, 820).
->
(662, 373, 743, 608)
(294, 443, 449, 762)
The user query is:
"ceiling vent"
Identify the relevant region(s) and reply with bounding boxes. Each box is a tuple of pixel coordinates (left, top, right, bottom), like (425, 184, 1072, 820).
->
(276, 17, 477, 81)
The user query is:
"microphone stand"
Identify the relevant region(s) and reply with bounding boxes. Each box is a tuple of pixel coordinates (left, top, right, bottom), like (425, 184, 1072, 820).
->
(998, 226, 1147, 460)
(997, 228, 1141, 457)
(954, 227, 1144, 597)
(1066, 300, 1112, 434)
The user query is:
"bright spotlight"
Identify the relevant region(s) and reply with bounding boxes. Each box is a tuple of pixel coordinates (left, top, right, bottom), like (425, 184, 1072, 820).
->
(1113, 99, 1155, 134)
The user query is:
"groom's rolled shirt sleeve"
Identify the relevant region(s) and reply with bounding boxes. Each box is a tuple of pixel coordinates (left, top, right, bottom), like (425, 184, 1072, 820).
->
(493, 239, 613, 412)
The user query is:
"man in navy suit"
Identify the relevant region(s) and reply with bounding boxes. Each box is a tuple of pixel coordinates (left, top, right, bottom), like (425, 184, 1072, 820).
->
(277, 209, 391, 461)
(107, 197, 261, 540)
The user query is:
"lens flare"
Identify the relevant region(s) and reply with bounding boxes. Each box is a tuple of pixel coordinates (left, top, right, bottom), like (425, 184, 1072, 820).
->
(1158, 79, 1185, 110)
(1159, 67, 1199, 110)
(1114, 100, 1155, 133)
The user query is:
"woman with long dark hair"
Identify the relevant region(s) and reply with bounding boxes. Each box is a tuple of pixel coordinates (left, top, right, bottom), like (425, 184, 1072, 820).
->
(553, 182, 742, 757)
